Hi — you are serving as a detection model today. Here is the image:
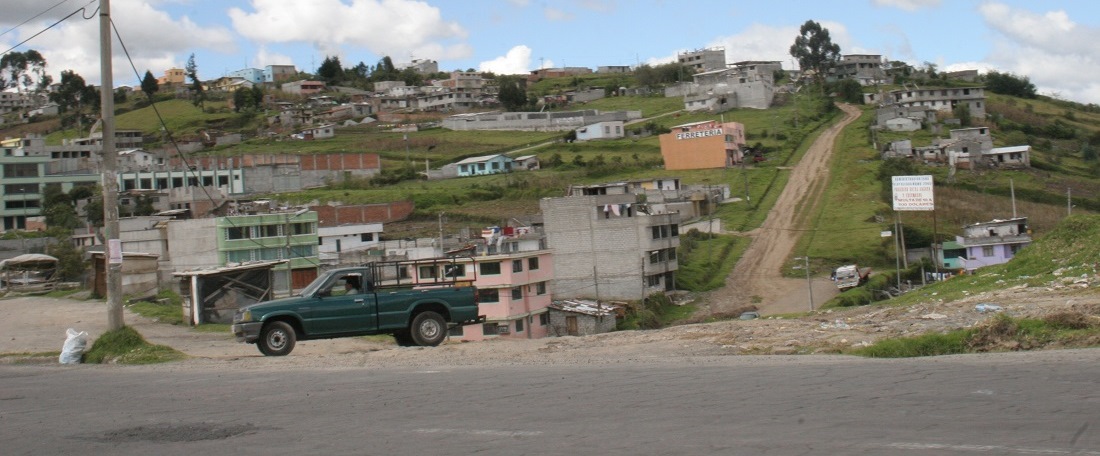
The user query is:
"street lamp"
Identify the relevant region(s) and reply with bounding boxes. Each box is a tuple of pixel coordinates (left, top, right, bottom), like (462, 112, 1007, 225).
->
(794, 256, 814, 311)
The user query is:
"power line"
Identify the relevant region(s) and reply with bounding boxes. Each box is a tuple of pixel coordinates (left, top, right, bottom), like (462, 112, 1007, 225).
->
(0, 0, 97, 57)
(109, 19, 321, 272)
(0, 0, 73, 39)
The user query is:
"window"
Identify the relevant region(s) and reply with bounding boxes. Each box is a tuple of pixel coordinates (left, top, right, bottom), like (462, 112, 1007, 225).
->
(539, 313, 550, 326)
(671, 224, 679, 236)
(647, 274, 662, 287)
(480, 262, 501, 275)
(511, 287, 523, 300)
(528, 257, 539, 270)
(512, 259, 523, 273)
(448, 325, 464, 337)
(982, 246, 994, 257)
(419, 266, 437, 279)
(443, 264, 466, 278)
(482, 323, 498, 336)
(515, 318, 524, 332)
(537, 282, 546, 295)
(360, 233, 374, 242)
(258, 225, 281, 238)
(478, 288, 499, 303)
(226, 226, 252, 240)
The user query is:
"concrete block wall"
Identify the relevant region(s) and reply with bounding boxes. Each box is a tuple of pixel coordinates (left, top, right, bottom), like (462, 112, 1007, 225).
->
(542, 194, 679, 301)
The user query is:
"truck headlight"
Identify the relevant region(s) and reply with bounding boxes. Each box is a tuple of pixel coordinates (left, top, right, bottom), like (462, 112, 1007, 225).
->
(236, 309, 252, 323)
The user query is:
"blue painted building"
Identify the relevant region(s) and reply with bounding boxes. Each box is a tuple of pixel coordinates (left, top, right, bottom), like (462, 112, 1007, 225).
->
(228, 68, 265, 85)
(454, 154, 515, 177)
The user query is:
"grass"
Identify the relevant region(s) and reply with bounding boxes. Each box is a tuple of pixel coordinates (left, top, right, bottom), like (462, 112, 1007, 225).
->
(127, 290, 185, 325)
(852, 312, 1100, 358)
(83, 326, 187, 364)
(676, 231, 749, 292)
(44, 288, 82, 298)
(618, 293, 698, 330)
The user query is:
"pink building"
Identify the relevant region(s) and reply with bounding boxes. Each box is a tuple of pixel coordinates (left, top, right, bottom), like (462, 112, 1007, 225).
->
(411, 228, 553, 341)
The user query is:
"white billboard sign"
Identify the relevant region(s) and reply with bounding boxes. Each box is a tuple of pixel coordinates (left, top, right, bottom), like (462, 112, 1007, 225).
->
(892, 175, 935, 211)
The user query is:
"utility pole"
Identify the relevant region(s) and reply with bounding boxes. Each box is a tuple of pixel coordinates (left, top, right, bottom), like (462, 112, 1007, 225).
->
(795, 255, 813, 311)
(438, 212, 445, 256)
(100, 0, 124, 331)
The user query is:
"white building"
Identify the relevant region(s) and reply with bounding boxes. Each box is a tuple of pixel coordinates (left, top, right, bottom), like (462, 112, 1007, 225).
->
(317, 223, 383, 264)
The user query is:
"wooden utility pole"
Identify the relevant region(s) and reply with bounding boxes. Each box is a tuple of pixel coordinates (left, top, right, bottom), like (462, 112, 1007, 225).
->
(100, 0, 124, 330)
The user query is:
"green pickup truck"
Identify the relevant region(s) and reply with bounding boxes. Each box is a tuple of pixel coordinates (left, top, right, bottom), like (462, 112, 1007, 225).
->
(231, 261, 482, 356)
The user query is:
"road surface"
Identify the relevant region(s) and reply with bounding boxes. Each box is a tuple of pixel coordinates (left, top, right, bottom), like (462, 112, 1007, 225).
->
(709, 103, 863, 316)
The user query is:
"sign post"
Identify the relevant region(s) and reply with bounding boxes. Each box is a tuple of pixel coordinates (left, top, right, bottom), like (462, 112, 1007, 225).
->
(891, 175, 938, 281)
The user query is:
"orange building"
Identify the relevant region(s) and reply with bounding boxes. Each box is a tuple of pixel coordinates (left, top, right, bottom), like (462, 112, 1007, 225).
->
(658, 120, 747, 170)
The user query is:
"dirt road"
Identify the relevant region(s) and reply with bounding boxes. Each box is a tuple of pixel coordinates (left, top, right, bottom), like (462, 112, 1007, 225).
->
(706, 103, 862, 316)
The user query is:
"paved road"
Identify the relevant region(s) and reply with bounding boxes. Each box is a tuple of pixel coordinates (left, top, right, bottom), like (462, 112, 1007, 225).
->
(4, 350, 1099, 455)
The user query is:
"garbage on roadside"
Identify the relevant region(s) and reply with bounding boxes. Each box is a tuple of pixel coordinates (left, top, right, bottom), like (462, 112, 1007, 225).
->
(59, 328, 87, 364)
(975, 303, 1004, 313)
(819, 319, 851, 330)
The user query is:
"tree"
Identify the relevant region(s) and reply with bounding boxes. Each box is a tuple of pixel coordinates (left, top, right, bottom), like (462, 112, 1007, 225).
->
(789, 20, 841, 85)
(1, 49, 48, 93)
(984, 71, 1037, 99)
(317, 55, 344, 84)
(140, 70, 159, 99)
(831, 79, 863, 103)
(497, 76, 528, 111)
(953, 103, 971, 127)
(185, 53, 205, 110)
(49, 70, 98, 133)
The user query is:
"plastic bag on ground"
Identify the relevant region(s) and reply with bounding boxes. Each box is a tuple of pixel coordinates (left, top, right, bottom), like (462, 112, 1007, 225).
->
(59, 328, 88, 364)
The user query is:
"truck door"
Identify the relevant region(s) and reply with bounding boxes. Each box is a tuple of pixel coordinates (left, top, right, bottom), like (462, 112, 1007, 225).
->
(303, 273, 378, 335)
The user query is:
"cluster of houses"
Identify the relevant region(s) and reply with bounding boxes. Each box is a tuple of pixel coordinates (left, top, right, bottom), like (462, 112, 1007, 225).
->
(41, 176, 734, 342)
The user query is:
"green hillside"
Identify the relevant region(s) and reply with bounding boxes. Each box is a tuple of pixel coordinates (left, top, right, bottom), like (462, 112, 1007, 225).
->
(5, 75, 1100, 298)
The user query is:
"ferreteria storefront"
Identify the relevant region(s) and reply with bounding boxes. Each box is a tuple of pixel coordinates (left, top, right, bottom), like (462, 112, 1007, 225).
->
(658, 120, 748, 170)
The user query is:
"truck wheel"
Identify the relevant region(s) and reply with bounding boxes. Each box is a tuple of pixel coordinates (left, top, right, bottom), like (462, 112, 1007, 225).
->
(258, 321, 296, 356)
(410, 311, 447, 347)
(393, 330, 416, 347)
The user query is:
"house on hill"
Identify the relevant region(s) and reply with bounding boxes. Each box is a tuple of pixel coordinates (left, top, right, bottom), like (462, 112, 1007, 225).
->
(452, 154, 515, 177)
(939, 217, 1031, 272)
(574, 121, 624, 141)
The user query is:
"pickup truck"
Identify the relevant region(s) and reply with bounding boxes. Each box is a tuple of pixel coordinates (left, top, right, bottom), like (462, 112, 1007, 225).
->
(231, 260, 483, 356)
(834, 264, 872, 291)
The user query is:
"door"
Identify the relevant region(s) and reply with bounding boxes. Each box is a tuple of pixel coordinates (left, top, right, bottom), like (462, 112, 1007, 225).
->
(566, 316, 578, 336)
(302, 274, 377, 335)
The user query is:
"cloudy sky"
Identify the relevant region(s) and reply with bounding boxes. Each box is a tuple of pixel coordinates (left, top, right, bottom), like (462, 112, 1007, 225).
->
(2, 0, 1099, 103)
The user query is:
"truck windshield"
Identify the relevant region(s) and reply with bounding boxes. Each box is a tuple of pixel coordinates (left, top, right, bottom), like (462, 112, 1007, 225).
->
(298, 274, 329, 297)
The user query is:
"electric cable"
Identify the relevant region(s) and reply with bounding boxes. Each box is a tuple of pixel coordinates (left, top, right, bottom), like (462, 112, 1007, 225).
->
(0, 0, 72, 40)
(1, 0, 96, 57)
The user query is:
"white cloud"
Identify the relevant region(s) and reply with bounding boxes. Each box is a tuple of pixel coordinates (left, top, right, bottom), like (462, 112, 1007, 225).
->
(229, 0, 470, 63)
(252, 47, 295, 68)
(871, 0, 941, 12)
(978, 2, 1100, 104)
(543, 7, 574, 21)
(478, 45, 550, 75)
(0, 0, 234, 87)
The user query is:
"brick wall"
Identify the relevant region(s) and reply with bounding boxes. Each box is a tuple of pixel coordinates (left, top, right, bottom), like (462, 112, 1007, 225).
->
(311, 201, 414, 228)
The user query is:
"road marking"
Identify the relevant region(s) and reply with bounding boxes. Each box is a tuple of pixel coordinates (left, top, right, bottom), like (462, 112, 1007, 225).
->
(415, 428, 542, 437)
(886, 442, 1100, 454)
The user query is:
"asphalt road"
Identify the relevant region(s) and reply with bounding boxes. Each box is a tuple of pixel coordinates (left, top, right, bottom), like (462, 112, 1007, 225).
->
(3, 350, 1099, 455)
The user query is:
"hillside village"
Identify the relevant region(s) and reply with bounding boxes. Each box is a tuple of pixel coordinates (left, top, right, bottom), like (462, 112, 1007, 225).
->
(2, 37, 1099, 343)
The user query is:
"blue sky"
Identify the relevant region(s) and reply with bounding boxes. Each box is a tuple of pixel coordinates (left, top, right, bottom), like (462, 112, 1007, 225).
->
(3, 0, 1099, 103)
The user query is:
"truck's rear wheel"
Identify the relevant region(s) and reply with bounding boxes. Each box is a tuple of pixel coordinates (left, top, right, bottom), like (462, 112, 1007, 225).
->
(410, 311, 446, 346)
(258, 321, 296, 356)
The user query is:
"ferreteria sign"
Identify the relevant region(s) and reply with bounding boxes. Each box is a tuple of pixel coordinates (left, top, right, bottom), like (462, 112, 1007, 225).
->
(892, 175, 934, 211)
(675, 128, 723, 140)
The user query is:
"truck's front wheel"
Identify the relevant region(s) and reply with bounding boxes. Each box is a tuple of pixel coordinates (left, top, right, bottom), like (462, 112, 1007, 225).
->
(258, 321, 296, 356)
(410, 311, 447, 346)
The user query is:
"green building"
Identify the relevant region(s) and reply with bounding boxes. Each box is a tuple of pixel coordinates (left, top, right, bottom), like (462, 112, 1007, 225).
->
(1, 154, 98, 231)
(215, 211, 320, 291)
